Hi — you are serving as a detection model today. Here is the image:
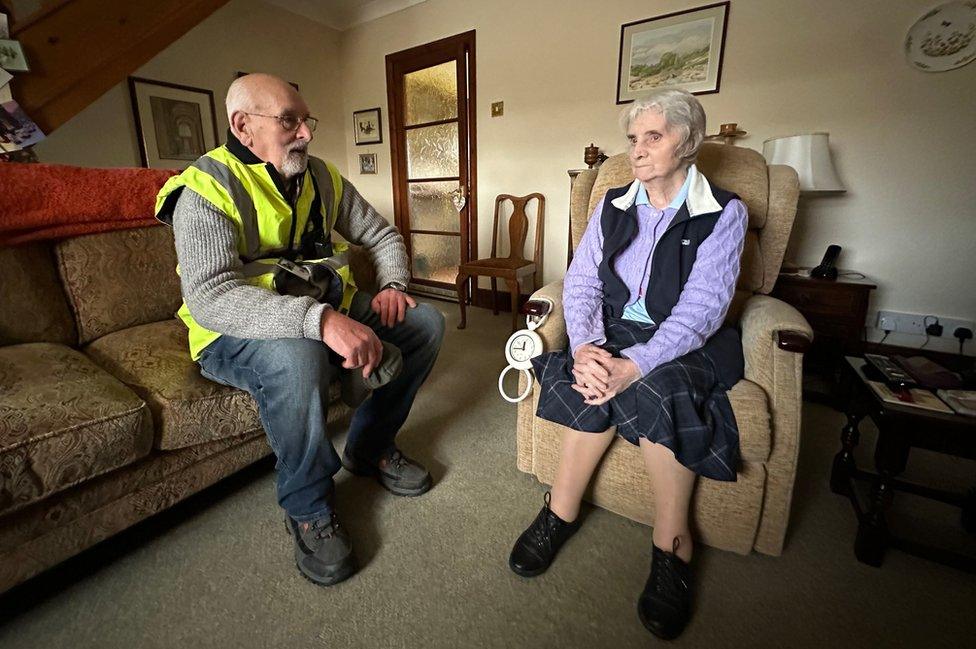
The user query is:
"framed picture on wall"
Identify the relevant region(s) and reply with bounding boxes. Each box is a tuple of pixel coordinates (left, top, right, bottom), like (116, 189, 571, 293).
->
(616, 1, 730, 103)
(353, 107, 382, 145)
(128, 76, 219, 169)
(359, 153, 377, 174)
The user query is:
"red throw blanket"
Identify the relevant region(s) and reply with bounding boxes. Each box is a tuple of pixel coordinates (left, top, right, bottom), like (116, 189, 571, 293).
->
(0, 162, 179, 246)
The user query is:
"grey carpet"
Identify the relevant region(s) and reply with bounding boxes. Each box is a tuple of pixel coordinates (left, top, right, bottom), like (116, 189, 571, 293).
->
(1, 299, 974, 648)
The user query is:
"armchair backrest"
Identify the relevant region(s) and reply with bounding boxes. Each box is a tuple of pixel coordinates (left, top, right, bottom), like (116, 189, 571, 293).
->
(568, 142, 800, 321)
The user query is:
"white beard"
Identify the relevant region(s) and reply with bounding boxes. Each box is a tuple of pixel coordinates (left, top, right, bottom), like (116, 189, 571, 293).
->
(281, 148, 309, 178)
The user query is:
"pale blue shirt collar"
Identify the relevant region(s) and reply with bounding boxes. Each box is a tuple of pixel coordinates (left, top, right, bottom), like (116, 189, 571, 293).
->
(635, 165, 695, 210)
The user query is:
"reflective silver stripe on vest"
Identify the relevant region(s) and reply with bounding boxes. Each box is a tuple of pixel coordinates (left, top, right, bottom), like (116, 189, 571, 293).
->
(191, 156, 260, 260)
(239, 253, 349, 279)
(318, 252, 348, 272)
(308, 158, 337, 229)
(240, 259, 278, 278)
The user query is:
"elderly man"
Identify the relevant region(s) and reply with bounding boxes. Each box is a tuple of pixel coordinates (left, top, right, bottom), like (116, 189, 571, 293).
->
(155, 73, 444, 586)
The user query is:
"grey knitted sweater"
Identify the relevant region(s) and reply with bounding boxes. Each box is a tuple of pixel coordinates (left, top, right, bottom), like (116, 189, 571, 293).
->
(172, 173, 409, 342)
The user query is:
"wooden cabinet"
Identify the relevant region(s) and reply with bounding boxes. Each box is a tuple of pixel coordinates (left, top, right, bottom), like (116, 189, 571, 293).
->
(772, 272, 876, 354)
(771, 272, 877, 400)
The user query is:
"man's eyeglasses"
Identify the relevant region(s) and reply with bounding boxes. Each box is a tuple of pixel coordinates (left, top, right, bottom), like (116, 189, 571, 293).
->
(245, 113, 318, 132)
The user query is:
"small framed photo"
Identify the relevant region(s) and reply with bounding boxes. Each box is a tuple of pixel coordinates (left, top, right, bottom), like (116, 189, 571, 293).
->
(359, 153, 377, 175)
(616, 1, 730, 103)
(353, 107, 382, 145)
(0, 38, 29, 72)
(128, 76, 219, 170)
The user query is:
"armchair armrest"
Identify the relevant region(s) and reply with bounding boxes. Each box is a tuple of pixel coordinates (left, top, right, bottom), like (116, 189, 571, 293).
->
(740, 294, 813, 373)
(738, 294, 812, 555)
(516, 280, 565, 474)
(529, 280, 567, 351)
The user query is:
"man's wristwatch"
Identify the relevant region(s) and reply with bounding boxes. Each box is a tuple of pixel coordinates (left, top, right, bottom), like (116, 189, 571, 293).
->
(383, 281, 407, 292)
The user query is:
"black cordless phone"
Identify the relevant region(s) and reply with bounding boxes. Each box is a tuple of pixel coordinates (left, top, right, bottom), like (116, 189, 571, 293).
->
(811, 244, 841, 280)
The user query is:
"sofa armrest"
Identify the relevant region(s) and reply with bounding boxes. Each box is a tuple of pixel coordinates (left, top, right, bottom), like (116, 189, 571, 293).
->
(529, 280, 567, 351)
(738, 294, 813, 555)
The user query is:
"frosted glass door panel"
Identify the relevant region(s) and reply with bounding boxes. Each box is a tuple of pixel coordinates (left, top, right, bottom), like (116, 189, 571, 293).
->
(406, 123, 459, 179)
(411, 233, 460, 284)
(408, 182, 461, 232)
(404, 62, 458, 126)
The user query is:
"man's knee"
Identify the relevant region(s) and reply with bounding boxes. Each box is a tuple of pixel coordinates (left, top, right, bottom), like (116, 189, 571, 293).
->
(408, 303, 446, 349)
(260, 338, 336, 387)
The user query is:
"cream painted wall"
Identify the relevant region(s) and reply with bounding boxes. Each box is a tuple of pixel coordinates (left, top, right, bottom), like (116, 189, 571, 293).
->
(338, 0, 976, 353)
(34, 0, 349, 176)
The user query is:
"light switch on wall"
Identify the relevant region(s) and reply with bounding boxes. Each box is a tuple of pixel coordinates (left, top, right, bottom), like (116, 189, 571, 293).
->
(491, 101, 504, 117)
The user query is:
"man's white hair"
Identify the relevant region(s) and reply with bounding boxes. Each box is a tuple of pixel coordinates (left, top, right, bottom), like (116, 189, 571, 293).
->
(619, 88, 706, 165)
(225, 75, 259, 121)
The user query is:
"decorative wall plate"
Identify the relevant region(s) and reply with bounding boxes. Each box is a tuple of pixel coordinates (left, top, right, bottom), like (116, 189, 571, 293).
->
(905, 1, 976, 71)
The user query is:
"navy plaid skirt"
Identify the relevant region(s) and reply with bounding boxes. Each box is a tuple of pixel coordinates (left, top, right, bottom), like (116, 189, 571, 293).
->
(531, 317, 743, 481)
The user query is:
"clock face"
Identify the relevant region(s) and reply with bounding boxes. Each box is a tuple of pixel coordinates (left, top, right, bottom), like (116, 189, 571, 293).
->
(508, 333, 536, 363)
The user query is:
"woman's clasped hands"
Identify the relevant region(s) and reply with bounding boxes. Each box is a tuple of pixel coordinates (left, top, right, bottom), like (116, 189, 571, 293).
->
(570, 343, 641, 406)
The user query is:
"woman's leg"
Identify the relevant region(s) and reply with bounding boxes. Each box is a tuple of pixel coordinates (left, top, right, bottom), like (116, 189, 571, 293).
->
(510, 428, 615, 577)
(640, 439, 696, 562)
(549, 428, 617, 522)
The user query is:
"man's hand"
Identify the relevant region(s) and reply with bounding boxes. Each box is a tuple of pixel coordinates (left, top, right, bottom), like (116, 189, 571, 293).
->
(320, 309, 383, 378)
(570, 344, 612, 401)
(574, 356, 642, 406)
(371, 287, 417, 328)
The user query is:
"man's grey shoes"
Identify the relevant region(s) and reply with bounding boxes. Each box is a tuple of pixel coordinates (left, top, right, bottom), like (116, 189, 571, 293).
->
(285, 512, 356, 586)
(342, 448, 432, 496)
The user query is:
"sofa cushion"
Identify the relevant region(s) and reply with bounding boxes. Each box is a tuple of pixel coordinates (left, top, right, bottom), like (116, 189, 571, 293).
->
(0, 343, 153, 516)
(0, 243, 77, 346)
(55, 225, 182, 345)
(83, 319, 264, 450)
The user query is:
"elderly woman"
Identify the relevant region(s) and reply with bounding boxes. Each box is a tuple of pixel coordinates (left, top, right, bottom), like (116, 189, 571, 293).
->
(508, 89, 747, 640)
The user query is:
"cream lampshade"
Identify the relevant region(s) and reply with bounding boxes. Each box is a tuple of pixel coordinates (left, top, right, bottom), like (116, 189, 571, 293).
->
(762, 132, 845, 193)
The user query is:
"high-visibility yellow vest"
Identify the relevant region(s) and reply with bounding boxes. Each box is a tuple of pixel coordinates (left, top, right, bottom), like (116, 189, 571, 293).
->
(155, 147, 355, 360)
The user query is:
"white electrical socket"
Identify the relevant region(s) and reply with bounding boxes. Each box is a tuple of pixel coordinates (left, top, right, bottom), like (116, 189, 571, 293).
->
(876, 310, 975, 337)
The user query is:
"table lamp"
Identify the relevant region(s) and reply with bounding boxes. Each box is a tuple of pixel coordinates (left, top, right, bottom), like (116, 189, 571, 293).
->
(762, 132, 845, 193)
(763, 132, 846, 272)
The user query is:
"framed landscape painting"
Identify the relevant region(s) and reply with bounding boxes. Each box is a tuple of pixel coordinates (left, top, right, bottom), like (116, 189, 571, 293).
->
(616, 1, 730, 103)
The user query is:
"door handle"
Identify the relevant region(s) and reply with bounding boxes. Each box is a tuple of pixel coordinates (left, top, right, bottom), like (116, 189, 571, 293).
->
(451, 186, 466, 212)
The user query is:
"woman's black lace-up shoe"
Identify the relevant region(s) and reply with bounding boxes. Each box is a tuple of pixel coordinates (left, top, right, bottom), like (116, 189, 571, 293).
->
(508, 492, 581, 577)
(637, 537, 693, 640)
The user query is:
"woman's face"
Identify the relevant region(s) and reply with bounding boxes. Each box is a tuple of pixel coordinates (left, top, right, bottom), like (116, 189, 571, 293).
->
(627, 109, 684, 185)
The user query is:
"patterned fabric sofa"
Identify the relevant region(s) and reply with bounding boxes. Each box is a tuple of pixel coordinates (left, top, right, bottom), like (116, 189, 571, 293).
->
(0, 215, 375, 594)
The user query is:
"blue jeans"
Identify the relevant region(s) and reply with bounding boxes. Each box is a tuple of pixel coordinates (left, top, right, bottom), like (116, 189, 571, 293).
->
(197, 291, 445, 522)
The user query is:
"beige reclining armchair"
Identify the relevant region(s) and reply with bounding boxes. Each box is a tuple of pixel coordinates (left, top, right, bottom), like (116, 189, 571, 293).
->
(516, 143, 812, 556)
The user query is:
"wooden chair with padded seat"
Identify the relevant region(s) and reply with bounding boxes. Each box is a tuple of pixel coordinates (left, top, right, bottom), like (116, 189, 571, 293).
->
(456, 193, 545, 331)
(515, 143, 814, 557)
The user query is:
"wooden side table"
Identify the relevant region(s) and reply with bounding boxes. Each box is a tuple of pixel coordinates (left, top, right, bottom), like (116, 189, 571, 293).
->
(832, 356, 976, 571)
(771, 271, 877, 400)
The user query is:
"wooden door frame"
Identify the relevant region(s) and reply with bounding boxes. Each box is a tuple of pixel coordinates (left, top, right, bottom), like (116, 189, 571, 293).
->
(385, 30, 477, 293)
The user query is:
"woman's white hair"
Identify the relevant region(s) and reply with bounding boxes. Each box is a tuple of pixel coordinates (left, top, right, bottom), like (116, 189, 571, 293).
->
(619, 88, 706, 165)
